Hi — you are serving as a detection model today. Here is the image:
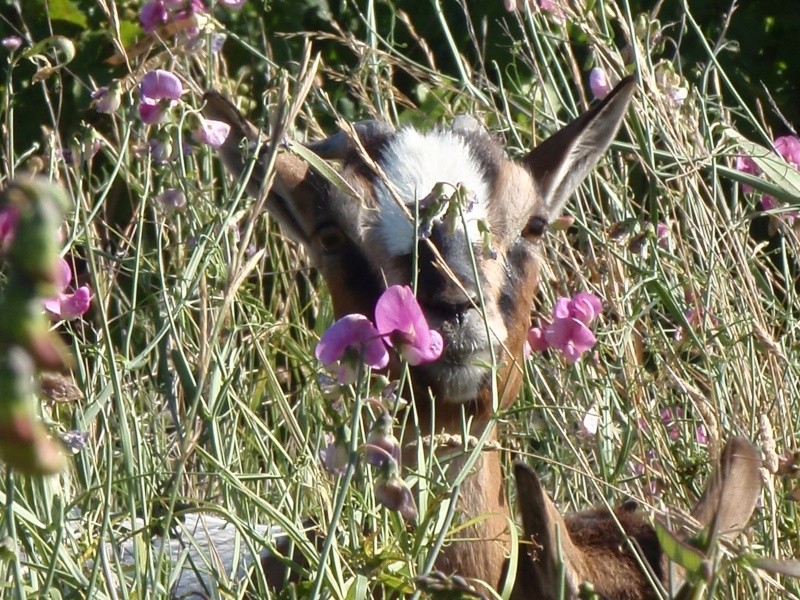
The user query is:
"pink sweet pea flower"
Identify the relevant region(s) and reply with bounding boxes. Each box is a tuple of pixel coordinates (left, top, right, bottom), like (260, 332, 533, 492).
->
(141, 70, 183, 102)
(553, 292, 603, 325)
(735, 155, 760, 193)
(140, 0, 168, 33)
(527, 326, 548, 353)
(43, 258, 92, 321)
(775, 135, 800, 168)
(589, 67, 611, 100)
(138, 70, 182, 124)
(374, 285, 443, 366)
(192, 117, 231, 148)
(316, 314, 389, 384)
(543, 317, 596, 363)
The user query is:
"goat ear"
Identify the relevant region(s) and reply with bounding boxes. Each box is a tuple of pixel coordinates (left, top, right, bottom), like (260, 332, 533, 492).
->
(202, 91, 318, 246)
(513, 462, 581, 599)
(690, 437, 761, 539)
(523, 76, 636, 223)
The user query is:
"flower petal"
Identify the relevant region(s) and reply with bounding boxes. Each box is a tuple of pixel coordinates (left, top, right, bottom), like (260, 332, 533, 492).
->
(315, 314, 388, 371)
(55, 257, 72, 292)
(59, 286, 92, 320)
(589, 67, 611, 100)
(141, 69, 183, 102)
(192, 118, 231, 148)
(570, 292, 602, 325)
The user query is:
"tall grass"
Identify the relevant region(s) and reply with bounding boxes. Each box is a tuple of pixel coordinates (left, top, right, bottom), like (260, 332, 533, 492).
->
(1, 0, 799, 598)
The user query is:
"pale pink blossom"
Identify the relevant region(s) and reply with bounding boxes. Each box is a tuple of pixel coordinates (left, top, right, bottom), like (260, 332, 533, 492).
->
(589, 67, 612, 100)
(316, 314, 389, 384)
(43, 258, 92, 321)
(192, 117, 231, 148)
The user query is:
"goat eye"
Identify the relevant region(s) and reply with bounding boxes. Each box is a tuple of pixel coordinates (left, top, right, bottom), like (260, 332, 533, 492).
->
(522, 216, 548, 241)
(316, 224, 347, 254)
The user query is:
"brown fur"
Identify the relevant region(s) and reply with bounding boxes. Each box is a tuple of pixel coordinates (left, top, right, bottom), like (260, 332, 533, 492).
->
(511, 437, 761, 600)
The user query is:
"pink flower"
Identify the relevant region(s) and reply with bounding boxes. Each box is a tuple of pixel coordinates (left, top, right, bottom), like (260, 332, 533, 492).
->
(138, 70, 182, 124)
(696, 424, 708, 445)
(218, 0, 245, 7)
(316, 314, 389, 384)
(374, 285, 443, 366)
(140, 0, 168, 33)
(527, 326, 548, 352)
(775, 135, 800, 168)
(656, 222, 670, 249)
(192, 117, 231, 148)
(589, 67, 611, 100)
(553, 292, 603, 325)
(141, 70, 183, 102)
(527, 292, 601, 362)
(735, 155, 760, 193)
(543, 317, 596, 363)
(2, 36, 22, 51)
(43, 258, 92, 321)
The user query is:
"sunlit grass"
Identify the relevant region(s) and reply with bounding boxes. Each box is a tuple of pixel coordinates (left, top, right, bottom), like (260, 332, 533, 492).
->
(2, 1, 800, 599)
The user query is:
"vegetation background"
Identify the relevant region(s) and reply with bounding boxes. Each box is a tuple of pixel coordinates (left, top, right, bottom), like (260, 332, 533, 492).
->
(1, 0, 800, 598)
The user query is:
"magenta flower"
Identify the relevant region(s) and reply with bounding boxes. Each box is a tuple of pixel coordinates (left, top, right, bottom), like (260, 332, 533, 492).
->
(527, 292, 601, 363)
(365, 412, 400, 467)
(775, 135, 800, 168)
(589, 67, 611, 100)
(218, 0, 245, 7)
(141, 70, 183, 102)
(373, 458, 417, 521)
(735, 155, 760, 194)
(2, 36, 22, 51)
(192, 117, 231, 148)
(43, 258, 92, 321)
(138, 70, 182, 125)
(656, 222, 670, 249)
(316, 314, 390, 384)
(374, 285, 443, 366)
(553, 292, 603, 325)
(527, 326, 548, 353)
(543, 317, 596, 363)
(140, 0, 168, 33)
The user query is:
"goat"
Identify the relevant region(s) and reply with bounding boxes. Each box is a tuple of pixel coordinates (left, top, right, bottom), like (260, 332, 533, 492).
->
(511, 436, 761, 600)
(199, 75, 636, 595)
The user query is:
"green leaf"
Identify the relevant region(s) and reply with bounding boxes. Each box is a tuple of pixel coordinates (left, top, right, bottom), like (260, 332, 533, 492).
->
(47, 0, 88, 28)
(654, 520, 707, 574)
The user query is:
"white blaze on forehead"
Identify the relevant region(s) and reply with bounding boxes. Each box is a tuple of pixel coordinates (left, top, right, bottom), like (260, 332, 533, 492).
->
(374, 128, 490, 257)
